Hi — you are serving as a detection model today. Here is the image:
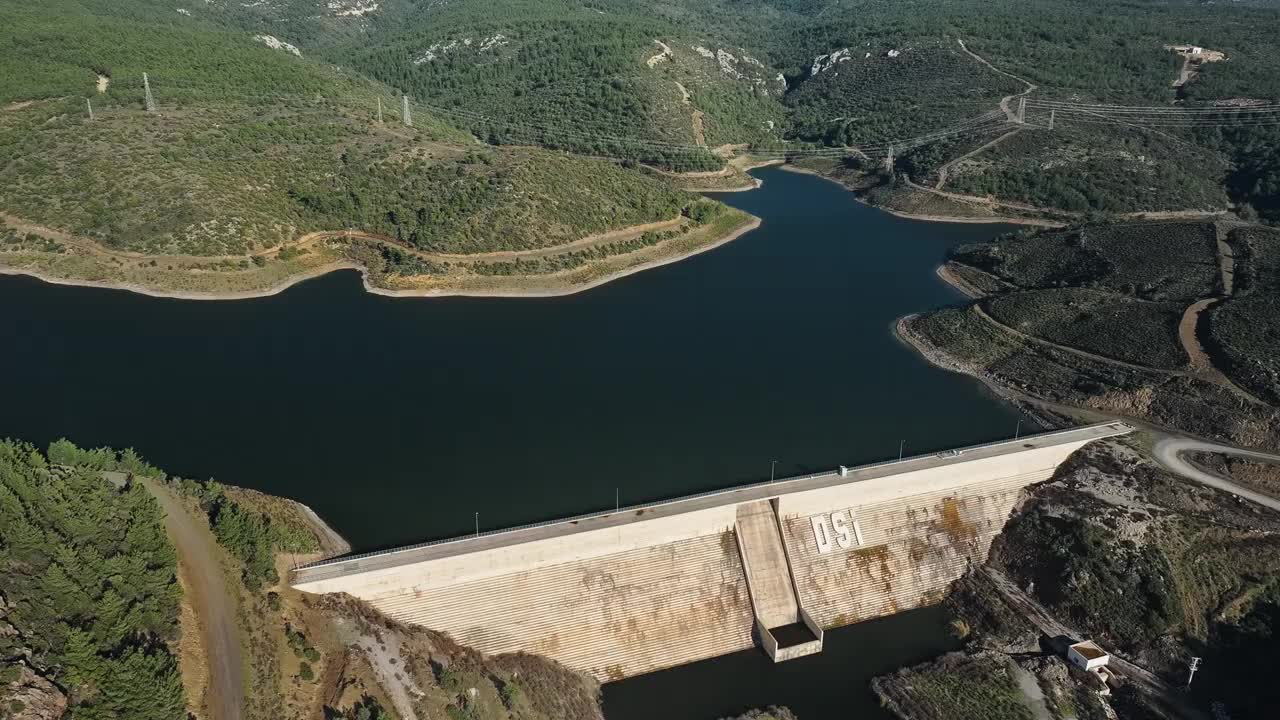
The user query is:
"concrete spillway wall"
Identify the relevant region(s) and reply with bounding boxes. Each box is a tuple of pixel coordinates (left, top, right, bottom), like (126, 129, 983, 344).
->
(292, 422, 1130, 680)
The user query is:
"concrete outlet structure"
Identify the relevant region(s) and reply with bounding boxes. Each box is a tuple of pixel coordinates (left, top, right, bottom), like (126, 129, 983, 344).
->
(735, 500, 823, 661)
(292, 422, 1131, 680)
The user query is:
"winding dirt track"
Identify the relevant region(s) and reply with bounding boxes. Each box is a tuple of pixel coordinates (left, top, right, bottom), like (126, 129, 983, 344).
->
(956, 38, 1037, 123)
(142, 479, 244, 720)
(1, 209, 687, 268)
(934, 128, 1021, 190)
(1152, 436, 1280, 513)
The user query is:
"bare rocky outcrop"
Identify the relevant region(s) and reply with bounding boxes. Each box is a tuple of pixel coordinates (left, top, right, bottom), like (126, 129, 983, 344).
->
(254, 34, 302, 57)
(305, 593, 603, 720)
(1, 663, 68, 720)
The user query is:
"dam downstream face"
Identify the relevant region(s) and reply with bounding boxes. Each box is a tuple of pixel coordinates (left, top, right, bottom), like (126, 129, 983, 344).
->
(0, 167, 1021, 551)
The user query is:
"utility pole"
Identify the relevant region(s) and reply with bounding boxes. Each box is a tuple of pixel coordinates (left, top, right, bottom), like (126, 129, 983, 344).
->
(1017, 97, 1026, 125)
(1186, 657, 1202, 688)
(377, 97, 383, 124)
(1048, 109, 1055, 131)
(143, 72, 155, 113)
(402, 94, 412, 127)
(86, 98, 94, 121)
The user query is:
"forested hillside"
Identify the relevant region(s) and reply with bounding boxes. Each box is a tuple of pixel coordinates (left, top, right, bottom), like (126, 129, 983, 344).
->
(164, 0, 1280, 218)
(4, 0, 1280, 297)
(0, 438, 627, 720)
(0, 1, 753, 298)
(0, 440, 183, 719)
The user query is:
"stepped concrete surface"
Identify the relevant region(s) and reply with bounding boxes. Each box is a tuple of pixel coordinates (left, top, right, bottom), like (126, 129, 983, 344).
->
(734, 500, 800, 629)
(781, 470, 1034, 627)
(365, 533, 754, 680)
(292, 421, 1131, 679)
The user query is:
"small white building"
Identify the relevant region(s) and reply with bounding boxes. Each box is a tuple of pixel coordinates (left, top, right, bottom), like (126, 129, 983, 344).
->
(1068, 640, 1111, 672)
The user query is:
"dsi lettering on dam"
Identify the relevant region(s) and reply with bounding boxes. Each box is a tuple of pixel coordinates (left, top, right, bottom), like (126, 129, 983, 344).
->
(291, 422, 1131, 680)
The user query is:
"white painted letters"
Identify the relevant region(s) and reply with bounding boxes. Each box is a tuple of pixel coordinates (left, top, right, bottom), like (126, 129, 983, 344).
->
(831, 512, 852, 549)
(811, 509, 863, 554)
(810, 515, 833, 554)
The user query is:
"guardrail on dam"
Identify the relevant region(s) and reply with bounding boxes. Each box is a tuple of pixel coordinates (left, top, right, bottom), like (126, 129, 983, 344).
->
(292, 421, 1132, 680)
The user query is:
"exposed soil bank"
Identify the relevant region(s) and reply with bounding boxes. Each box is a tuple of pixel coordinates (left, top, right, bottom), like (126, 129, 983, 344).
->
(0, 214, 761, 301)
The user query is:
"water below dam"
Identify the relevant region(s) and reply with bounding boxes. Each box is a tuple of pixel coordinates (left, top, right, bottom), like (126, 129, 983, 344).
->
(604, 604, 960, 720)
(2, 165, 1022, 717)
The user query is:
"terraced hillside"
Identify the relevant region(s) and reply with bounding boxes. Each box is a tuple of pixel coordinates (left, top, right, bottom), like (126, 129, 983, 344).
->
(902, 220, 1280, 450)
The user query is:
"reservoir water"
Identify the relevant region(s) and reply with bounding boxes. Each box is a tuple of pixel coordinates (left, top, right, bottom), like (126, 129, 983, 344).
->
(2, 166, 1018, 717)
(1, 167, 1019, 550)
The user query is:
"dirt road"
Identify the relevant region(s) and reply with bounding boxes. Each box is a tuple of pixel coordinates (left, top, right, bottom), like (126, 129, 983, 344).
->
(956, 38, 1037, 123)
(1151, 436, 1280, 513)
(143, 479, 244, 720)
(934, 128, 1021, 189)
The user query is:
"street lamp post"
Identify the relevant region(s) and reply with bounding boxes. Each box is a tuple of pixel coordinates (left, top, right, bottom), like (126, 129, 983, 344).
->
(899, 439, 906, 461)
(770, 460, 779, 484)
(474, 512, 479, 538)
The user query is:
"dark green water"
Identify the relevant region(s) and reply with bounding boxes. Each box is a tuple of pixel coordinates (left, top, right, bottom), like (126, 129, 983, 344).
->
(0, 167, 1019, 551)
(1, 166, 1019, 717)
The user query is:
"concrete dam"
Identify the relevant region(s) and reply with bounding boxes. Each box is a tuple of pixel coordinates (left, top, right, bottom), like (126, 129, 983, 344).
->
(292, 422, 1131, 680)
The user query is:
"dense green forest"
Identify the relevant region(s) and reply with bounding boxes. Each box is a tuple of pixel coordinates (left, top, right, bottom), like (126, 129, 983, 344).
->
(0, 437, 342, 719)
(0, 440, 184, 719)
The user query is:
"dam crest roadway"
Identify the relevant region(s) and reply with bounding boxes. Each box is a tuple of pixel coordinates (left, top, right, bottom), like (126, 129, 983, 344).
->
(292, 422, 1132, 680)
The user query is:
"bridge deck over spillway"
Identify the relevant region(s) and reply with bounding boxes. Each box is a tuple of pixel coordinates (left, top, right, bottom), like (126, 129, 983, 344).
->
(292, 421, 1131, 679)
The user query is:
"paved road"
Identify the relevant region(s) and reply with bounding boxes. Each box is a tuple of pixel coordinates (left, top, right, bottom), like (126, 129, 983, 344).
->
(293, 422, 1131, 587)
(143, 478, 244, 720)
(1152, 436, 1280, 513)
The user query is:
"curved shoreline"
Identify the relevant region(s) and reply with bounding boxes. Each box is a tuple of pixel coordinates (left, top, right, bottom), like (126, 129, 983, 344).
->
(777, 164, 1061, 227)
(0, 216, 763, 301)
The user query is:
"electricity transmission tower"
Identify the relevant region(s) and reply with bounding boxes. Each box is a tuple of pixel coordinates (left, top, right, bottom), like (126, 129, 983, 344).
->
(402, 94, 412, 127)
(1017, 97, 1027, 124)
(377, 97, 383, 124)
(884, 145, 894, 174)
(143, 72, 155, 113)
(1048, 109, 1055, 130)
(86, 98, 94, 121)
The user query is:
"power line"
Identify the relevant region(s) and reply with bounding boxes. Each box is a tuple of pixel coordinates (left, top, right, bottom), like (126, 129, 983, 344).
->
(142, 72, 155, 113)
(65, 74, 1280, 168)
